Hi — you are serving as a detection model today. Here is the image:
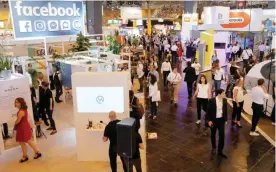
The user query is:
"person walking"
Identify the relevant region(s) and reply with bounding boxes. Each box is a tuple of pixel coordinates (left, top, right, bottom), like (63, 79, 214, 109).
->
(148, 74, 158, 120)
(161, 58, 172, 89)
(14, 97, 42, 163)
(54, 67, 63, 103)
(183, 61, 196, 100)
(103, 111, 127, 172)
(232, 79, 245, 128)
(250, 79, 269, 136)
(137, 60, 144, 93)
(211, 50, 218, 66)
(207, 89, 228, 159)
(258, 42, 266, 62)
(171, 42, 178, 66)
(226, 44, 232, 62)
(167, 66, 182, 107)
(241, 46, 253, 70)
(193, 75, 211, 124)
(41, 81, 57, 135)
(213, 64, 226, 92)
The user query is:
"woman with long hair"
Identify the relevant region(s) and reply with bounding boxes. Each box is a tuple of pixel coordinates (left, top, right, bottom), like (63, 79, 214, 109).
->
(14, 97, 42, 163)
(232, 79, 245, 128)
(148, 74, 158, 120)
(193, 75, 211, 124)
(212, 50, 218, 66)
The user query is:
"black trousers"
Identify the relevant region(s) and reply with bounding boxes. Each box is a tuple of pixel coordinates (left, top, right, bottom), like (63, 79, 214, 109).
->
(251, 102, 264, 132)
(187, 81, 194, 99)
(243, 59, 249, 70)
(171, 51, 178, 65)
(259, 51, 264, 62)
(211, 118, 225, 153)
(2, 123, 8, 138)
(163, 71, 170, 87)
(138, 77, 144, 92)
(196, 98, 208, 120)
(232, 101, 244, 121)
(41, 107, 56, 130)
(150, 98, 157, 116)
(55, 84, 63, 101)
(272, 104, 275, 123)
(109, 151, 127, 172)
(49, 75, 55, 90)
(124, 158, 142, 172)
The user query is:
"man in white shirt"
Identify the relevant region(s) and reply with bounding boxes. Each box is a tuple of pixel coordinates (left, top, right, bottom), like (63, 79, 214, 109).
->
(250, 79, 270, 136)
(214, 67, 226, 91)
(167, 67, 182, 107)
(258, 42, 266, 62)
(161, 58, 172, 88)
(231, 42, 240, 61)
(171, 42, 178, 66)
(207, 89, 228, 159)
(241, 46, 253, 69)
(137, 60, 144, 93)
(191, 59, 201, 79)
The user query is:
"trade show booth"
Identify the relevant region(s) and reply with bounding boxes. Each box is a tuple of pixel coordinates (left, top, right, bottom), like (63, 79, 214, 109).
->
(72, 72, 129, 161)
(0, 74, 35, 155)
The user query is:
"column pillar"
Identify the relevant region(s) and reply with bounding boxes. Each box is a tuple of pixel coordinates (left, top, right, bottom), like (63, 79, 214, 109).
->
(184, 1, 197, 14)
(86, 1, 102, 35)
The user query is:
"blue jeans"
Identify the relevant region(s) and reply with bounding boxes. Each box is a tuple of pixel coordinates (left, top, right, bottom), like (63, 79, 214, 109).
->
(214, 80, 221, 92)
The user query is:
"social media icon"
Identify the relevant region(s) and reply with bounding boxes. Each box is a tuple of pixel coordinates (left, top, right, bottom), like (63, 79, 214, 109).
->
(96, 96, 104, 104)
(48, 20, 59, 31)
(72, 20, 82, 30)
(34, 20, 46, 32)
(18, 21, 32, 32)
(60, 20, 71, 31)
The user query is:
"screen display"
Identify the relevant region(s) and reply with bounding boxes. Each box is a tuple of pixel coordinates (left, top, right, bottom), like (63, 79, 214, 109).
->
(76, 87, 124, 113)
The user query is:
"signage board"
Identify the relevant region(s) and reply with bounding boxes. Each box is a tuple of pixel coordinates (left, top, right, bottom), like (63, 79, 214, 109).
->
(203, 6, 230, 25)
(120, 7, 142, 19)
(201, 9, 263, 31)
(9, 0, 84, 39)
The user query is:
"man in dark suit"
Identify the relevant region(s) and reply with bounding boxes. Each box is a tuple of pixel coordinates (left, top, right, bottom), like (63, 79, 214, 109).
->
(207, 89, 228, 159)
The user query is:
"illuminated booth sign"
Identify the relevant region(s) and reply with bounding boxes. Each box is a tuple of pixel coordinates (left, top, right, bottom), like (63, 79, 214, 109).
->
(9, 0, 84, 39)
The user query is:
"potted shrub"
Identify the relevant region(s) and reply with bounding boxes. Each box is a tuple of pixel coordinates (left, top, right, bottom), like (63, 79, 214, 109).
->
(0, 57, 13, 79)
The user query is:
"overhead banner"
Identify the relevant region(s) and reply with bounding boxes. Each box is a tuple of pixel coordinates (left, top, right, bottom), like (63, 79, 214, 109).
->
(120, 7, 142, 19)
(9, 0, 84, 39)
(181, 13, 198, 41)
(201, 8, 263, 31)
(203, 6, 230, 24)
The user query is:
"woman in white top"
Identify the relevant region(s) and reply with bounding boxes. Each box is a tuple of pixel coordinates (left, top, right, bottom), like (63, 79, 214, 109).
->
(232, 79, 244, 128)
(149, 57, 158, 70)
(161, 58, 172, 88)
(193, 75, 211, 124)
(148, 74, 158, 120)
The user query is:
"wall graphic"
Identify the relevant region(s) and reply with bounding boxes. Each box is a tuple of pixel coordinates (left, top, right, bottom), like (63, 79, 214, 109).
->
(9, 0, 84, 39)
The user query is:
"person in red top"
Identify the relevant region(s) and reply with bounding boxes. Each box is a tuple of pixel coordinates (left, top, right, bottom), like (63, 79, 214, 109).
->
(14, 97, 42, 163)
(177, 42, 183, 63)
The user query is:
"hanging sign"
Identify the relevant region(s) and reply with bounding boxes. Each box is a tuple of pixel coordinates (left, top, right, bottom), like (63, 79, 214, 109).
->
(9, 0, 84, 39)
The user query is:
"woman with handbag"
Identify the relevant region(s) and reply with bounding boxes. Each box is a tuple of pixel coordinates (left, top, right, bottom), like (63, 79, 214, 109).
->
(232, 79, 245, 128)
(14, 97, 42, 163)
(148, 74, 158, 120)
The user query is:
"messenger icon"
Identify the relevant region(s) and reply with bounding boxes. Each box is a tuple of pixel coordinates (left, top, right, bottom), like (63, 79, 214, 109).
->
(60, 20, 71, 31)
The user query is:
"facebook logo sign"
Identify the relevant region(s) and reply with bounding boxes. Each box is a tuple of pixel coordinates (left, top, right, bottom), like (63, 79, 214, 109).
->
(9, 0, 84, 39)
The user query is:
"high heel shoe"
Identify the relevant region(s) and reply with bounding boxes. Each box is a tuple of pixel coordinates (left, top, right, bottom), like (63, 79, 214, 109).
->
(34, 152, 42, 159)
(19, 156, 29, 163)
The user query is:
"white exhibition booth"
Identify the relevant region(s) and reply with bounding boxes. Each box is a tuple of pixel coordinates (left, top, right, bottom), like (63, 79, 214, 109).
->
(0, 74, 36, 155)
(72, 72, 129, 161)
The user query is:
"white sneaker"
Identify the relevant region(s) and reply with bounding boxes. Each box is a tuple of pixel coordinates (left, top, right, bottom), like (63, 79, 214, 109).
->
(250, 132, 260, 136)
(196, 120, 201, 124)
(272, 122, 275, 126)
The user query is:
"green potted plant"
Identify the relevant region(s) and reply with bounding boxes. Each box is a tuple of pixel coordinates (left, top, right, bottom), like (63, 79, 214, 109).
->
(71, 32, 92, 52)
(0, 57, 13, 79)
